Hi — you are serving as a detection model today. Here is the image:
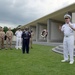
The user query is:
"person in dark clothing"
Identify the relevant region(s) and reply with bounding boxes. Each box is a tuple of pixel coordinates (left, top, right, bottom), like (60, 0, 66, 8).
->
(21, 27, 31, 54)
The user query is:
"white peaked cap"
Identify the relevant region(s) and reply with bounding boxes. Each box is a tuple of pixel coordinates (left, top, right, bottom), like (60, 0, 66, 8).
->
(64, 14, 71, 19)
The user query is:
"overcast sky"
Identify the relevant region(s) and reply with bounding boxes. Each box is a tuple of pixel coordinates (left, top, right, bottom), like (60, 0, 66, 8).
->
(0, 0, 75, 28)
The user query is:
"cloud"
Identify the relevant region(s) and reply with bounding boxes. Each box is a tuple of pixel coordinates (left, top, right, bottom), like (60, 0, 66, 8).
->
(0, 0, 75, 28)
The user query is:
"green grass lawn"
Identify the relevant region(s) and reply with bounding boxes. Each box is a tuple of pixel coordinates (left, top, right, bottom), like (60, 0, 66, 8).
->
(0, 44, 75, 75)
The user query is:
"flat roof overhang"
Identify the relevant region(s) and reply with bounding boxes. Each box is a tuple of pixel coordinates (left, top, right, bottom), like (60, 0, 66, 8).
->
(21, 3, 75, 28)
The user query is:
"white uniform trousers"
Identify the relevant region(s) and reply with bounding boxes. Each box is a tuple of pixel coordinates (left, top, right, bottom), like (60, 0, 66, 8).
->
(63, 35, 74, 62)
(15, 37, 22, 49)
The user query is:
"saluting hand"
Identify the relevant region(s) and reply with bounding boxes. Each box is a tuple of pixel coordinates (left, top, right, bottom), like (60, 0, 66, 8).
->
(68, 22, 75, 30)
(68, 22, 73, 28)
(68, 22, 72, 26)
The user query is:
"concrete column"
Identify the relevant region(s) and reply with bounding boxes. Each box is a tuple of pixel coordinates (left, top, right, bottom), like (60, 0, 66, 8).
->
(29, 26, 36, 41)
(47, 19, 51, 42)
(29, 26, 33, 31)
(36, 23, 39, 42)
(28, 26, 31, 31)
(72, 12, 75, 44)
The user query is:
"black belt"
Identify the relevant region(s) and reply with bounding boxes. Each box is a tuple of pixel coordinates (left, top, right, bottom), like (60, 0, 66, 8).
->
(65, 36, 68, 37)
(65, 35, 73, 37)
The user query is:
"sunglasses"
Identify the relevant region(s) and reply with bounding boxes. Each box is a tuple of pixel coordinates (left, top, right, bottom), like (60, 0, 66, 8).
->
(65, 18, 69, 19)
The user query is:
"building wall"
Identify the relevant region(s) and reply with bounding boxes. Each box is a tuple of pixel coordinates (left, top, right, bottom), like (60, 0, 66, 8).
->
(72, 13, 75, 41)
(50, 22, 63, 42)
(30, 26, 36, 40)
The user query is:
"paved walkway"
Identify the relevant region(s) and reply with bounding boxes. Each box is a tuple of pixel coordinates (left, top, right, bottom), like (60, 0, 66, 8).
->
(33, 41, 63, 46)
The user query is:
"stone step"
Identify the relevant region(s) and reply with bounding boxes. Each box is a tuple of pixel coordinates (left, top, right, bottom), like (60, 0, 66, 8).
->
(52, 45, 75, 56)
(58, 45, 63, 49)
(52, 48, 63, 54)
(57, 45, 75, 51)
(55, 46, 63, 51)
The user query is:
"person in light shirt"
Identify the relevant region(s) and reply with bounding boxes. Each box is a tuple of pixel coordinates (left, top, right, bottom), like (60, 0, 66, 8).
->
(59, 14, 75, 64)
(29, 30, 34, 49)
(0, 27, 5, 49)
(6, 27, 13, 49)
(15, 27, 22, 49)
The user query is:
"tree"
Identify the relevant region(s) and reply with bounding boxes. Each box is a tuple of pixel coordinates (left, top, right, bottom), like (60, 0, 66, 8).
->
(17, 25, 22, 28)
(12, 28, 17, 35)
(3, 26, 8, 33)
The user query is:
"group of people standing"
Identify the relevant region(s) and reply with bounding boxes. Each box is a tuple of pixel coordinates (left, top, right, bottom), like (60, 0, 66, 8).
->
(0, 27, 13, 49)
(0, 26, 34, 54)
(15, 27, 34, 54)
(0, 14, 75, 64)
(15, 14, 75, 64)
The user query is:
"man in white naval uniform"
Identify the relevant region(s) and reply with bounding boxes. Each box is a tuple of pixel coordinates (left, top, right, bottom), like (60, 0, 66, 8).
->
(15, 28, 22, 49)
(59, 14, 75, 64)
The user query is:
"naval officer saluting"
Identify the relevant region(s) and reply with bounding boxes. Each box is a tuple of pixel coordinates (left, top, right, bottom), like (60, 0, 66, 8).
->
(59, 14, 75, 64)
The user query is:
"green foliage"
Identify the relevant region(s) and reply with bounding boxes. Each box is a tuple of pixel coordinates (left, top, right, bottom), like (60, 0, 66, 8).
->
(0, 44, 75, 75)
(3, 26, 17, 35)
(11, 25, 22, 35)
(3, 26, 8, 33)
(12, 28, 17, 35)
(17, 25, 21, 28)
